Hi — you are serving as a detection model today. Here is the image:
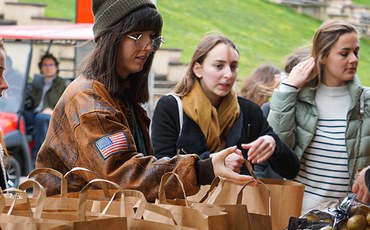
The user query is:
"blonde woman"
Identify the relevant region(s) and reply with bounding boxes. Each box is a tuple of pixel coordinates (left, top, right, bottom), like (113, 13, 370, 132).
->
(268, 20, 370, 210)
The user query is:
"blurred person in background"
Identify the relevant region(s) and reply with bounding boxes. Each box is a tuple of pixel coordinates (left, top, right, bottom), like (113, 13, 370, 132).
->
(261, 47, 310, 118)
(239, 64, 281, 107)
(24, 53, 66, 163)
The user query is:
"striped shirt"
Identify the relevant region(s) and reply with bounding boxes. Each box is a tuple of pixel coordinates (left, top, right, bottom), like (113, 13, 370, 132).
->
(295, 84, 351, 211)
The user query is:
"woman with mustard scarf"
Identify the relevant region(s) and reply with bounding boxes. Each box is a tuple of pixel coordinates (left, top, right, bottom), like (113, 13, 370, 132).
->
(151, 33, 299, 178)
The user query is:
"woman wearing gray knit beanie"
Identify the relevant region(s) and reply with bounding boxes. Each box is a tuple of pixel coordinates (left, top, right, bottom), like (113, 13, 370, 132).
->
(34, 0, 254, 201)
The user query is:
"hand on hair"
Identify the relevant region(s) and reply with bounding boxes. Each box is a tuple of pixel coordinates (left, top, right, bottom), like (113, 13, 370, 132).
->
(212, 146, 255, 185)
(285, 57, 315, 89)
(242, 135, 276, 164)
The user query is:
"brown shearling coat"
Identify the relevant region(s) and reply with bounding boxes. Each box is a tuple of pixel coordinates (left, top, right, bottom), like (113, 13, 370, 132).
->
(35, 75, 201, 201)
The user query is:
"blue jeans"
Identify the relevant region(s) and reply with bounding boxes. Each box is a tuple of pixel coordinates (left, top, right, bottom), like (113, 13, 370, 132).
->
(32, 112, 51, 161)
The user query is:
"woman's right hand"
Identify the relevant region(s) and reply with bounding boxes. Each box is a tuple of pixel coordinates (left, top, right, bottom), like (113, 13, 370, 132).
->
(352, 166, 370, 203)
(211, 146, 255, 185)
(285, 57, 315, 89)
(224, 148, 244, 173)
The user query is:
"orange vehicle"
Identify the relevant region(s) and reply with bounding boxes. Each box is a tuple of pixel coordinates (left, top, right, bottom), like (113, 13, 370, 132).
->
(0, 23, 93, 186)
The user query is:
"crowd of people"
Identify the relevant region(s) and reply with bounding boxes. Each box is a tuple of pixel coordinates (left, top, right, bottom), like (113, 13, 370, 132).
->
(0, 0, 369, 213)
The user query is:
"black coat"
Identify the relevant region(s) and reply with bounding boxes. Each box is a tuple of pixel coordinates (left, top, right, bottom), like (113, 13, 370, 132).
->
(151, 95, 300, 179)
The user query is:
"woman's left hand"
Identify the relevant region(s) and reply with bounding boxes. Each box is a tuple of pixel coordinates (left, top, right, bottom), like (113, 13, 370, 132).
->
(241, 135, 276, 164)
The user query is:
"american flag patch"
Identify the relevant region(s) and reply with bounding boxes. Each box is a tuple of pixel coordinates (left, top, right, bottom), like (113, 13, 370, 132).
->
(95, 131, 130, 160)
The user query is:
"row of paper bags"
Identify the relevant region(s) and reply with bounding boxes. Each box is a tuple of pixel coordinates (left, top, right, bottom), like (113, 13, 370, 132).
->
(0, 166, 305, 230)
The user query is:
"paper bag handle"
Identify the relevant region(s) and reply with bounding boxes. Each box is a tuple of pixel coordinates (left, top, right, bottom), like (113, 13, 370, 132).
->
(144, 202, 178, 225)
(202, 177, 256, 204)
(198, 177, 223, 203)
(64, 167, 110, 198)
(158, 172, 189, 206)
(78, 178, 123, 221)
(238, 179, 272, 215)
(4, 188, 33, 216)
(100, 189, 148, 220)
(26, 168, 67, 198)
(244, 159, 257, 179)
(18, 179, 47, 218)
(3, 188, 38, 230)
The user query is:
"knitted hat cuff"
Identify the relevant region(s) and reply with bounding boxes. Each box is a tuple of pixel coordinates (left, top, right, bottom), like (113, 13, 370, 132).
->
(92, 0, 155, 39)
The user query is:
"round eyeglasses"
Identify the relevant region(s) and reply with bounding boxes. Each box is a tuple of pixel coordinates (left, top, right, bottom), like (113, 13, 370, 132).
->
(126, 33, 164, 52)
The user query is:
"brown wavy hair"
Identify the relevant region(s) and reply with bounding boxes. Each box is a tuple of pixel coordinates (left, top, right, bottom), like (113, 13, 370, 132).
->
(239, 64, 280, 106)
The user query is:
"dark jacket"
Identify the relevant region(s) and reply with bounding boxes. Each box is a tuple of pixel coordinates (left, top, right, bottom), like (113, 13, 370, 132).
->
(35, 76, 213, 201)
(151, 95, 300, 179)
(25, 75, 66, 111)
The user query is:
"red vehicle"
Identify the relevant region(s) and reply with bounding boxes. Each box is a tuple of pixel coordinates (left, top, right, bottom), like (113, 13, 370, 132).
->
(0, 24, 94, 186)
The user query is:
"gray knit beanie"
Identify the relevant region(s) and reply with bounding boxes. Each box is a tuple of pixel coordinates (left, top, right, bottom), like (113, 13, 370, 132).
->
(92, 0, 156, 39)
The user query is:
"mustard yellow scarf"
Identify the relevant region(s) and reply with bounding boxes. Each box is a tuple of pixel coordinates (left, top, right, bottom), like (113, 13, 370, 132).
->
(182, 80, 240, 152)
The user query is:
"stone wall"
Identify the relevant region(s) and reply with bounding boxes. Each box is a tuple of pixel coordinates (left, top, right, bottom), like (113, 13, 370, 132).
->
(271, 0, 370, 37)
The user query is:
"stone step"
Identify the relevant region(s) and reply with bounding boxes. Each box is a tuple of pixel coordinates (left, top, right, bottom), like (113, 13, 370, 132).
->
(153, 87, 173, 95)
(154, 80, 177, 89)
(0, 19, 17, 25)
(154, 74, 167, 81)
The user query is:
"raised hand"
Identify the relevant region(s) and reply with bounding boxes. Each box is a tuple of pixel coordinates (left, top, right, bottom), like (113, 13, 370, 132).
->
(285, 57, 315, 89)
(242, 135, 276, 164)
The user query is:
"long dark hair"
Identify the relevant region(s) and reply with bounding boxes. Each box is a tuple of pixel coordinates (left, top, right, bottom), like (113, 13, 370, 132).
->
(82, 6, 163, 103)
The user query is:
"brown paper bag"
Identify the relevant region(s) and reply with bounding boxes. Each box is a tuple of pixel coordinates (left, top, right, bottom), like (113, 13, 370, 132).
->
(23, 168, 194, 229)
(145, 172, 228, 230)
(199, 177, 270, 230)
(205, 160, 304, 230)
(25, 167, 123, 213)
(8, 178, 128, 229)
(32, 178, 132, 229)
(243, 178, 304, 230)
(0, 213, 67, 230)
(0, 187, 67, 230)
(68, 179, 195, 230)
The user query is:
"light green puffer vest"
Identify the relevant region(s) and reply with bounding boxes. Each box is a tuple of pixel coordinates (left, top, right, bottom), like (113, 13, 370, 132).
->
(268, 77, 370, 184)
